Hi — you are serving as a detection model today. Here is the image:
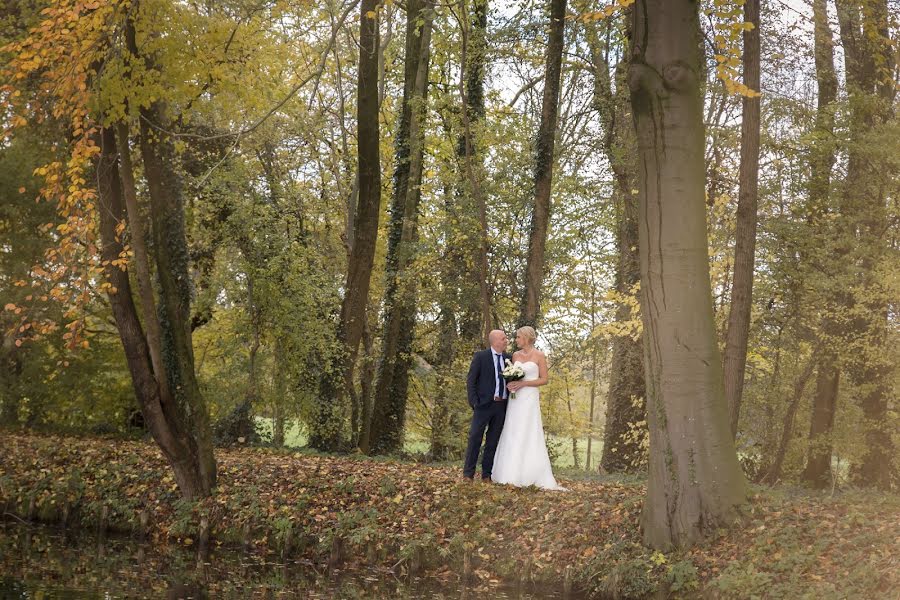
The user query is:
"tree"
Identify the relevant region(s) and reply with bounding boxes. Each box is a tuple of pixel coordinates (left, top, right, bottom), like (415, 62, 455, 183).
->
(801, 0, 840, 489)
(834, 0, 896, 489)
(519, 0, 567, 327)
(311, 0, 383, 450)
(628, 0, 748, 548)
(123, 11, 216, 495)
(369, 0, 435, 454)
(723, 0, 760, 437)
(454, 0, 494, 342)
(96, 127, 215, 499)
(585, 13, 647, 474)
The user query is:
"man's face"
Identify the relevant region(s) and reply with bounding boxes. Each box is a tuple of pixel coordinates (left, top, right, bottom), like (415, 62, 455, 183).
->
(490, 331, 508, 353)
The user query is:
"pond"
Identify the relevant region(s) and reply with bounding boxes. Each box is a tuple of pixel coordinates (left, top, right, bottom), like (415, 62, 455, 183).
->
(0, 520, 580, 599)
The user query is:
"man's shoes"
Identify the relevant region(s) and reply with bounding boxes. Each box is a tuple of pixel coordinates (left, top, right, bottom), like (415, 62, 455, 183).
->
(482, 476, 493, 483)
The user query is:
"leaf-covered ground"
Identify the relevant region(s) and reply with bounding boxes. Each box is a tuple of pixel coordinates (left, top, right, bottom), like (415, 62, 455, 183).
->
(1, 432, 897, 598)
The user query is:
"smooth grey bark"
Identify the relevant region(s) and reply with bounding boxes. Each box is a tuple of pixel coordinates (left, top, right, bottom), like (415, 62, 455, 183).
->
(519, 0, 567, 327)
(723, 0, 760, 437)
(629, 0, 748, 549)
(311, 0, 382, 450)
(369, 0, 435, 454)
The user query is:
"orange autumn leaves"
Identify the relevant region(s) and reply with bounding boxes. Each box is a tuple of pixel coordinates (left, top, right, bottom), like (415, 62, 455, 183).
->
(2, 0, 128, 351)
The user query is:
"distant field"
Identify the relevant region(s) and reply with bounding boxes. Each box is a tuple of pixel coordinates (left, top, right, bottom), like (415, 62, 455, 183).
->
(254, 418, 602, 471)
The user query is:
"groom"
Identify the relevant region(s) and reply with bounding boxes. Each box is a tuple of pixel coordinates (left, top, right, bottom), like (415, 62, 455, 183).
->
(463, 329, 510, 481)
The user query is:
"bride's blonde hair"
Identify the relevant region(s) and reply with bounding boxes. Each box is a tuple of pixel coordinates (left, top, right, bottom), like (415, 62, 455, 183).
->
(517, 326, 537, 345)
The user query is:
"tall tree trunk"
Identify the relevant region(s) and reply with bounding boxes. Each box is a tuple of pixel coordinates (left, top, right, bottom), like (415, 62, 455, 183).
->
(96, 129, 213, 500)
(803, 357, 840, 487)
(563, 375, 581, 469)
(629, 0, 748, 549)
(800, 0, 840, 489)
(369, 0, 435, 454)
(519, 0, 566, 327)
(587, 16, 647, 473)
(123, 14, 216, 496)
(723, 0, 760, 437)
(585, 304, 598, 471)
(311, 0, 383, 450)
(430, 164, 464, 460)
(114, 123, 168, 408)
(761, 353, 816, 485)
(835, 0, 895, 489)
(358, 320, 377, 449)
(456, 0, 493, 342)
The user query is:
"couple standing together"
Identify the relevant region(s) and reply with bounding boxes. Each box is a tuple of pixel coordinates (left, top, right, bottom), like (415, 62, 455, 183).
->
(463, 326, 565, 491)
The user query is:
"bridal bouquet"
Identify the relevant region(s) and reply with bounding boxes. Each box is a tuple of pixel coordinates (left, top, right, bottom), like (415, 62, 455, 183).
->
(501, 359, 526, 400)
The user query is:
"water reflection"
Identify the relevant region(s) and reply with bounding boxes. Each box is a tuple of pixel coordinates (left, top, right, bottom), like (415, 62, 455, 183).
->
(0, 521, 576, 599)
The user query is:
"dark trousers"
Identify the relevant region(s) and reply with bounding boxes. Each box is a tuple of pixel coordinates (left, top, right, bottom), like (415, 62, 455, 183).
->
(463, 400, 507, 478)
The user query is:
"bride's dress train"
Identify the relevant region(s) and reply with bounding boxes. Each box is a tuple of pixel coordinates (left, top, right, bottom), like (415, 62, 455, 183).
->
(492, 361, 566, 491)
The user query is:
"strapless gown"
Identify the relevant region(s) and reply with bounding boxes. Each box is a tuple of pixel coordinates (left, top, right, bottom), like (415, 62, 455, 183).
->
(491, 361, 566, 490)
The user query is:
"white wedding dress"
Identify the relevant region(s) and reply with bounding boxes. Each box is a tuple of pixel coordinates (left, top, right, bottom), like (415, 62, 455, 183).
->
(492, 361, 566, 491)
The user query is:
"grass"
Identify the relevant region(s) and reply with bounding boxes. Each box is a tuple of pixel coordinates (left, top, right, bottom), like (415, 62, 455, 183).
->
(253, 417, 603, 471)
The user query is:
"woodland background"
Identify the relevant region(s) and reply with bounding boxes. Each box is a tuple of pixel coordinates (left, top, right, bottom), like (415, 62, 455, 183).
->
(1, 0, 898, 513)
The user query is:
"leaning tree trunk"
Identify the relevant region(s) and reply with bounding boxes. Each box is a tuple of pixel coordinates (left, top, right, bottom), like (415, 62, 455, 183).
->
(586, 14, 647, 474)
(629, 0, 748, 549)
(122, 14, 216, 496)
(800, 0, 840, 490)
(835, 0, 895, 489)
(519, 0, 566, 327)
(761, 353, 817, 485)
(312, 0, 383, 450)
(723, 0, 760, 438)
(369, 0, 435, 454)
(96, 128, 214, 500)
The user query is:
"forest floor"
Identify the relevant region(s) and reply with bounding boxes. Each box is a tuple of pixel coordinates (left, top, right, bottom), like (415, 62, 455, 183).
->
(1, 432, 898, 599)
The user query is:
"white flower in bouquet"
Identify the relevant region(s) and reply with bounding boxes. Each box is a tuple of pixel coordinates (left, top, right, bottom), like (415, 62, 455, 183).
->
(501, 359, 526, 399)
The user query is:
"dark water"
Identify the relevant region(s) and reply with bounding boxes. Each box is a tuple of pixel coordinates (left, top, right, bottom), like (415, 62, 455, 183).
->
(0, 520, 576, 599)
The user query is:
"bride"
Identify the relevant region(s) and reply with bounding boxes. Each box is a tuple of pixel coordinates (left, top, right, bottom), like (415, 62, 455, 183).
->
(491, 326, 565, 491)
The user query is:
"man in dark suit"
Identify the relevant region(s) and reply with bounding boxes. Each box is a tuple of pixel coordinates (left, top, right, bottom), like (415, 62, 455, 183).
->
(463, 329, 510, 481)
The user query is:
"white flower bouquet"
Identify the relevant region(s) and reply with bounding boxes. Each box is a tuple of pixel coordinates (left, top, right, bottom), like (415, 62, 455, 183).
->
(501, 359, 526, 400)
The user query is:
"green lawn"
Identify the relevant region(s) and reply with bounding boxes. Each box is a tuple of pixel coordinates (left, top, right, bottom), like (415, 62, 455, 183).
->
(253, 417, 602, 471)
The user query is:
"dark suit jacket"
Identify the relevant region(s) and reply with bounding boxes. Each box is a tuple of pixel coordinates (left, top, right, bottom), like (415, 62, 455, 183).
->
(467, 349, 511, 409)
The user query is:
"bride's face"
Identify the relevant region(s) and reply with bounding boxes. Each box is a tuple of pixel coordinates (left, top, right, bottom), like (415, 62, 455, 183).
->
(516, 332, 530, 348)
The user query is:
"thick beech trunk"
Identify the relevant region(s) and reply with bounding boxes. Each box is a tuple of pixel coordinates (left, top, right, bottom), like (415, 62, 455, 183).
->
(97, 129, 213, 500)
(629, 0, 747, 549)
(311, 0, 383, 450)
(723, 0, 760, 437)
(369, 0, 434, 454)
(519, 0, 566, 327)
